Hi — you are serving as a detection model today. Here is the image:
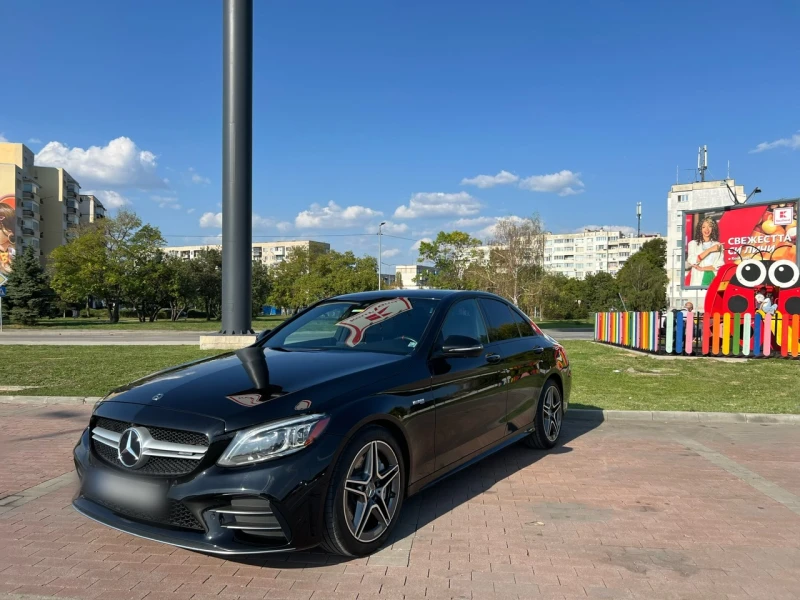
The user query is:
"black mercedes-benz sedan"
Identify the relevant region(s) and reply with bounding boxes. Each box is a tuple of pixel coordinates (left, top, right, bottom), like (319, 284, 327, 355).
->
(73, 290, 571, 556)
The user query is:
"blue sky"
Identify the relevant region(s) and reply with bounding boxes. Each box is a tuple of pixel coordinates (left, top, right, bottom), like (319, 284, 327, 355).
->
(2, 0, 799, 268)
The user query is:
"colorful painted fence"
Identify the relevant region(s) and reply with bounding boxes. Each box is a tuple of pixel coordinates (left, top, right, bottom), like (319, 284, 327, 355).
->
(594, 311, 800, 358)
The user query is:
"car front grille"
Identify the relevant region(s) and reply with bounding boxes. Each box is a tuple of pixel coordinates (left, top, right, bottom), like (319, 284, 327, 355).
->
(92, 496, 204, 531)
(91, 417, 209, 477)
(95, 417, 209, 447)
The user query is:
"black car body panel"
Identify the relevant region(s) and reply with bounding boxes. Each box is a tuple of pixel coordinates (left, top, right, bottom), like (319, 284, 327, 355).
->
(73, 290, 571, 554)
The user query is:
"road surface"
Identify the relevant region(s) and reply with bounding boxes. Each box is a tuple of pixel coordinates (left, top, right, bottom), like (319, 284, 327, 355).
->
(0, 327, 593, 345)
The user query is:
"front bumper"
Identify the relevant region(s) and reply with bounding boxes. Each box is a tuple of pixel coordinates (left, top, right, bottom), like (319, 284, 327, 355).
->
(72, 427, 342, 554)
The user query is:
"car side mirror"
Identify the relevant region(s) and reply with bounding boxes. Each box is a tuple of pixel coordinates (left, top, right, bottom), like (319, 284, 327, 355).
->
(256, 329, 271, 343)
(438, 335, 483, 358)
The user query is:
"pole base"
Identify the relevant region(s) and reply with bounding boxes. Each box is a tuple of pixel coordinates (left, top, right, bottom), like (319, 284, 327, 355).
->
(200, 333, 257, 350)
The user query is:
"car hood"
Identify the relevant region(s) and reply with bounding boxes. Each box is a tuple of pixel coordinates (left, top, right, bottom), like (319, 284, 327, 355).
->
(101, 346, 408, 431)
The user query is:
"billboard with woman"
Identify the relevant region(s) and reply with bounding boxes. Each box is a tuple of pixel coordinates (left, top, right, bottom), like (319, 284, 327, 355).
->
(682, 199, 798, 290)
(0, 195, 16, 277)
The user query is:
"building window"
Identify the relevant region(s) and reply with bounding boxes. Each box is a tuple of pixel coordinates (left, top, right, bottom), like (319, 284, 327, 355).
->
(676, 223, 682, 232)
(677, 194, 689, 203)
(676, 240, 682, 248)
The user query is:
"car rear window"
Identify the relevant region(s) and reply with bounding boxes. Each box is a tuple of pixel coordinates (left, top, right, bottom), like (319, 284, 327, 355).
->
(478, 298, 521, 342)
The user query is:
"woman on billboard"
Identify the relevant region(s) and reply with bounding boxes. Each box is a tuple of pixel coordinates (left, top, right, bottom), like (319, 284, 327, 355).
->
(686, 216, 724, 287)
(0, 197, 16, 276)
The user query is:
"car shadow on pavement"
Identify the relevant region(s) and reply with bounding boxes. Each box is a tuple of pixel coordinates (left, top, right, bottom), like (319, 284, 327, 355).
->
(222, 417, 601, 569)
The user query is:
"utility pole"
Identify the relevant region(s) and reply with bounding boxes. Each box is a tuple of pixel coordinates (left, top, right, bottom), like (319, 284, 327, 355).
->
(378, 221, 386, 290)
(636, 202, 642, 237)
(221, 0, 254, 335)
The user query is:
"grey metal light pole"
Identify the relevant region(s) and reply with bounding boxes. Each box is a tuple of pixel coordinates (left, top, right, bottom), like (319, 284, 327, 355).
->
(378, 221, 386, 290)
(221, 0, 254, 335)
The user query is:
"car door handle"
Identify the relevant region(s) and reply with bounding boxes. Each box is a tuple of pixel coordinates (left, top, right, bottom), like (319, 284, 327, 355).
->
(485, 353, 502, 364)
(532, 346, 544, 354)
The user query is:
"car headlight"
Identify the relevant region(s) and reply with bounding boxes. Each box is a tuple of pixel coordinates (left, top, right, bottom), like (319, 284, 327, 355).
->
(217, 414, 330, 467)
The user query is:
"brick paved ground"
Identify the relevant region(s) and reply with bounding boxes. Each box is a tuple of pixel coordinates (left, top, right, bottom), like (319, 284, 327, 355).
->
(0, 403, 798, 600)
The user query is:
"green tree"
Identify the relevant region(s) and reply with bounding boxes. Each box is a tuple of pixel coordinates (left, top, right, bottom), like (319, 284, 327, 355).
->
(616, 238, 668, 311)
(416, 231, 482, 290)
(536, 273, 587, 320)
(5, 246, 52, 325)
(49, 211, 166, 323)
(268, 247, 377, 310)
(583, 271, 619, 313)
(194, 249, 222, 320)
(252, 260, 272, 318)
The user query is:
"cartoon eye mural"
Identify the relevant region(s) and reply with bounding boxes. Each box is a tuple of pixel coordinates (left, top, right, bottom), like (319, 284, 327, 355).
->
(768, 260, 800, 289)
(734, 260, 767, 288)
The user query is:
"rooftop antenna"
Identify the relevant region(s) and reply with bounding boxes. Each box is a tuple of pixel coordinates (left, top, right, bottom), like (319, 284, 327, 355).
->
(697, 145, 708, 182)
(676, 165, 679, 184)
(727, 160, 730, 179)
(636, 202, 642, 237)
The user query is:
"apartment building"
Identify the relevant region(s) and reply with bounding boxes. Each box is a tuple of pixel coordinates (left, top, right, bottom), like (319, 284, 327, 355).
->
(33, 166, 80, 260)
(666, 178, 744, 309)
(544, 230, 662, 278)
(165, 240, 331, 264)
(394, 264, 438, 289)
(0, 143, 40, 274)
(79, 194, 106, 224)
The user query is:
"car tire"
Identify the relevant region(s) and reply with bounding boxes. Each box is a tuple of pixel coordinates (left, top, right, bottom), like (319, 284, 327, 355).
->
(321, 425, 406, 556)
(523, 379, 563, 450)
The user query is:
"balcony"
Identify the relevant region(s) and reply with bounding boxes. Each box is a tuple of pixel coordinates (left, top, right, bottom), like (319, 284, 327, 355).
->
(67, 206, 78, 215)
(22, 191, 39, 202)
(66, 198, 77, 209)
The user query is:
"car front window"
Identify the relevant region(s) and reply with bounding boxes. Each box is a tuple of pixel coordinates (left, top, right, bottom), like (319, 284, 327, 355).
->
(265, 298, 439, 355)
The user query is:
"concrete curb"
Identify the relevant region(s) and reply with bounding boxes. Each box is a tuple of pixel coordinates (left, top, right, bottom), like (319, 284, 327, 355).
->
(0, 395, 102, 405)
(570, 408, 800, 424)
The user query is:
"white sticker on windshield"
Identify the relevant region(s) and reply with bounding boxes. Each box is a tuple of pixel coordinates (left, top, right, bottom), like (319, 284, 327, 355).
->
(337, 298, 412, 347)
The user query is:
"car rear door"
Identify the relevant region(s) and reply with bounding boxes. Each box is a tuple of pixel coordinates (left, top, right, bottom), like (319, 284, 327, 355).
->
(429, 298, 507, 471)
(503, 305, 554, 433)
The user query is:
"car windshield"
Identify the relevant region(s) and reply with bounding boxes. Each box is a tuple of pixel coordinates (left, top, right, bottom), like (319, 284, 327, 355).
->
(264, 297, 440, 355)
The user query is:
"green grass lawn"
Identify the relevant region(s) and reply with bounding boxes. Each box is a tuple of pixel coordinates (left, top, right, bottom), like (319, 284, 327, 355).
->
(6, 316, 288, 332)
(1, 341, 798, 414)
(564, 340, 800, 414)
(0, 346, 227, 397)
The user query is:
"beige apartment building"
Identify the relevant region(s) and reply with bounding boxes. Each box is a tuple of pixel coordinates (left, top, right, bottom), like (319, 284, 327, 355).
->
(0, 143, 40, 275)
(394, 264, 438, 289)
(79, 194, 106, 224)
(34, 165, 80, 260)
(543, 229, 662, 278)
(165, 240, 331, 264)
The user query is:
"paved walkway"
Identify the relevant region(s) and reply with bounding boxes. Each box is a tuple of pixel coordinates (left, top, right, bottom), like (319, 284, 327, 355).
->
(0, 404, 798, 599)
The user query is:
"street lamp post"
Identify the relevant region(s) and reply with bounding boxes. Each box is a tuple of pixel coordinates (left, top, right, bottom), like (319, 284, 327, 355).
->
(378, 221, 386, 290)
(221, 0, 254, 335)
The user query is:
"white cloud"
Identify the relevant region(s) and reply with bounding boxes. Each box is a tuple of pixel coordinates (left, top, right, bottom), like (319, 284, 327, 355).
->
(382, 248, 401, 258)
(152, 194, 181, 210)
(577, 224, 638, 236)
(376, 221, 408, 235)
(450, 216, 498, 228)
(295, 201, 382, 228)
(28, 138, 42, 145)
(0, 133, 8, 143)
(199, 212, 223, 228)
(410, 237, 433, 252)
(519, 170, 584, 196)
(750, 132, 800, 153)
(277, 221, 292, 232)
(188, 167, 211, 184)
(199, 211, 282, 230)
(461, 170, 519, 189)
(187, 208, 195, 214)
(35, 136, 166, 188)
(394, 192, 481, 219)
(83, 189, 130, 210)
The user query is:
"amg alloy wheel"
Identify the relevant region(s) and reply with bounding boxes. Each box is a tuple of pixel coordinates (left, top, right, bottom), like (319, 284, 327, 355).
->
(524, 379, 563, 450)
(321, 426, 405, 556)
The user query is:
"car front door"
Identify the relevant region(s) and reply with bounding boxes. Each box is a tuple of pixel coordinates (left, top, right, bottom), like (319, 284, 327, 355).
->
(429, 298, 507, 471)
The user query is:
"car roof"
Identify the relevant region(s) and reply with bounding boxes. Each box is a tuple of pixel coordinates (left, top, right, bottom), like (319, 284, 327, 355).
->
(330, 289, 503, 302)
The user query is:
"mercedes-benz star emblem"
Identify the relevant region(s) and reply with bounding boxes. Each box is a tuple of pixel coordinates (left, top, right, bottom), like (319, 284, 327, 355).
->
(118, 428, 145, 468)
